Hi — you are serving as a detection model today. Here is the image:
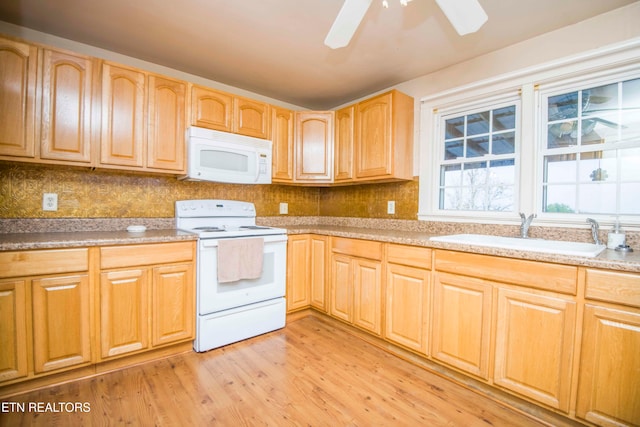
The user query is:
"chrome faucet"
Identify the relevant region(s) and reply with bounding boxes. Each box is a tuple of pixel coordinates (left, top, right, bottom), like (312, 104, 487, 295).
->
(586, 218, 602, 245)
(519, 213, 536, 238)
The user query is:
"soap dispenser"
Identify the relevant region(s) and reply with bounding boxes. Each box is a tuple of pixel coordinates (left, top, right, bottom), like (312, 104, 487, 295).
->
(607, 219, 626, 249)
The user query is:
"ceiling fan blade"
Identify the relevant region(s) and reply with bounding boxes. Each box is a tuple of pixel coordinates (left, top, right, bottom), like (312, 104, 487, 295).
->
(324, 0, 373, 49)
(435, 0, 488, 36)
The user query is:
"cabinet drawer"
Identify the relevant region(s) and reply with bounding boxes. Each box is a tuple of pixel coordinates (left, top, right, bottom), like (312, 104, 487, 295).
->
(387, 244, 432, 269)
(0, 248, 89, 279)
(101, 242, 194, 269)
(585, 269, 640, 308)
(332, 237, 382, 260)
(434, 250, 577, 295)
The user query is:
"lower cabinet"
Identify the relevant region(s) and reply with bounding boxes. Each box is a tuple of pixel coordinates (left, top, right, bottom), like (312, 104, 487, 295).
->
(99, 242, 195, 360)
(576, 268, 640, 426)
(493, 288, 576, 413)
(431, 272, 492, 380)
(0, 280, 28, 382)
(330, 238, 383, 336)
(286, 234, 328, 313)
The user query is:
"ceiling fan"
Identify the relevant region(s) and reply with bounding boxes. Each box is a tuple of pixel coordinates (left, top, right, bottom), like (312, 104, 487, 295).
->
(324, 0, 489, 49)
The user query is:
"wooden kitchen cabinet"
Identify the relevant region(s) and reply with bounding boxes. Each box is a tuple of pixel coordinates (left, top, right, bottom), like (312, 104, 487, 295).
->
(0, 280, 28, 382)
(334, 104, 355, 182)
(100, 62, 187, 173)
(0, 248, 91, 384)
(494, 287, 576, 413)
(99, 241, 195, 360)
(31, 274, 91, 373)
(385, 244, 432, 355)
(0, 36, 38, 159)
(40, 48, 95, 164)
(576, 269, 640, 426)
(431, 271, 492, 379)
(286, 234, 328, 312)
(295, 111, 334, 183)
(190, 86, 270, 139)
(271, 106, 295, 182)
(330, 238, 383, 335)
(355, 90, 413, 181)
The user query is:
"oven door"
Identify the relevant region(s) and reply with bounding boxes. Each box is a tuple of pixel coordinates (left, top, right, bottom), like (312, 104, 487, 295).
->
(197, 234, 287, 315)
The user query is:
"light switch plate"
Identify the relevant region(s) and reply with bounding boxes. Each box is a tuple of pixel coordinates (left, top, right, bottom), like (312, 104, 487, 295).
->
(279, 202, 288, 215)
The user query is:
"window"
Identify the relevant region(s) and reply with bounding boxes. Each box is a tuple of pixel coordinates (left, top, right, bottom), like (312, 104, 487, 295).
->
(540, 77, 640, 216)
(418, 43, 640, 226)
(439, 103, 518, 212)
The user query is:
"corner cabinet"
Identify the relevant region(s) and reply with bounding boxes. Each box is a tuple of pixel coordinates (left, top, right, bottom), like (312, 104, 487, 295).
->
(99, 241, 195, 360)
(355, 90, 414, 181)
(271, 106, 295, 182)
(286, 234, 328, 313)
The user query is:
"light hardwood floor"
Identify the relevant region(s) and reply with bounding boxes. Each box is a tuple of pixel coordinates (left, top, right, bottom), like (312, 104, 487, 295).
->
(1, 315, 549, 426)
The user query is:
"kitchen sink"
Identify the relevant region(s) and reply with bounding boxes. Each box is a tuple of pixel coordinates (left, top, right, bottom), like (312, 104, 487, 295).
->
(429, 233, 606, 257)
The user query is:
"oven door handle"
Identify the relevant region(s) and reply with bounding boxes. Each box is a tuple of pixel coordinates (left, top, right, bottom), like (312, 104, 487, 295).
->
(200, 234, 288, 248)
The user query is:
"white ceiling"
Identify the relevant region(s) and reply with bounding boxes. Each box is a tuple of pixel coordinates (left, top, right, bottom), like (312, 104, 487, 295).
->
(0, 0, 637, 109)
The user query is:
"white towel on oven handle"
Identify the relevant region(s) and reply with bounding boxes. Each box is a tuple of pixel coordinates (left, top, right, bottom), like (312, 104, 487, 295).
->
(217, 237, 264, 283)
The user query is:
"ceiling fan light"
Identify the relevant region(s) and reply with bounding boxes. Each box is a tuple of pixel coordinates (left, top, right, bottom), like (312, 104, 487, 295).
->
(435, 0, 488, 36)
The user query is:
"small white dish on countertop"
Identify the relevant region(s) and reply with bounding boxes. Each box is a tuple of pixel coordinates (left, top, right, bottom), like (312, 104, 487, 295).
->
(126, 225, 147, 233)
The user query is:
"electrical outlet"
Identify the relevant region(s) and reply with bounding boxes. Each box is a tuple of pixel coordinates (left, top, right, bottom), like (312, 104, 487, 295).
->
(279, 202, 288, 215)
(43, 193, 58, 211)
(387, 200, 395, 215)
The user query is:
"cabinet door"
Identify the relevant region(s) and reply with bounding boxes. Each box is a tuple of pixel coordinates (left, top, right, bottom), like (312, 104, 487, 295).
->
(431, 272, 492, 379)
(152, 264, 194, 347)
(40, 49, 93, 164)
(190, 85, 233, 132)
(100, 269, 149, 358)
(352, 258, 383, 335)
(32, 274, 91, 373)
(309, 235, 329, 312)
(385, 263, 429, 354)
(100, 63, 146, 168)
(295, 111, 334, 182)
(234, 97, 270, 139)
(286, 235, 311, 312)
(147, 74, 186, 172)
(494, 288, 576, 412)
(0, 37, 37, 158)
(577, 304, 640, 426)
(271, 106, 294, 182)
(0, 280, 28, 382)
(330, 253, 353, 322)
(334, 105, 355, 182)
(356, 92, 391, 178)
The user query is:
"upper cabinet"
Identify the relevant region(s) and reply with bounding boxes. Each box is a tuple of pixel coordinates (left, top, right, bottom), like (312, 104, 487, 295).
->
(190, 86, 270, 139)
(334, 104, 355, 182)
(100, 62, 186, 173)
(0, 37, 38, 159)
(355, 90, 414, 181)
(295, 111, 334, 183)
(271, 106, 295, 182)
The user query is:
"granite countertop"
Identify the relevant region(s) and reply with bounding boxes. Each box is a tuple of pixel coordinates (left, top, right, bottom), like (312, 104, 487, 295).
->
(285, 225, 640, 273)
(0, 229, 197, 251)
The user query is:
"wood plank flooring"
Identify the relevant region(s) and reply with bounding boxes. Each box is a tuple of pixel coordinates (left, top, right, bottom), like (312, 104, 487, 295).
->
(1, 315, 548, 426)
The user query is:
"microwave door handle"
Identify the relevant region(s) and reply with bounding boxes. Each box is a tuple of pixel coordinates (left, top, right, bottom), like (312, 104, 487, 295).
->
(254, 155, 260, 182)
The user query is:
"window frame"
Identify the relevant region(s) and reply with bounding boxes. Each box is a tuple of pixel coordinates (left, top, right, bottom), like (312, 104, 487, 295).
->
(418, 39, 640, 229)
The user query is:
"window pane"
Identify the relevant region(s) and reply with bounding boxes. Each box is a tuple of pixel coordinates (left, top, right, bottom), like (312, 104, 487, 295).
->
(544, 185, 576, 213)
(467, 136, 489, 157)
(581, 116, 618, 145)
(549, 92, 579, 121)
(463, 161, 487, 186)
(578, 183, 616, 214)
(544, 154, 577, 183)
(492, 132, 515, 155)
(488, 159, 515, 211)
(445, 117, 465, 139)
(548, 120, 578, 148)
(583, 83, 618, 115)
(467, 111, 490, 136)
(621, 183, 640, 214)
(620, 147, 640, 180)
(440, 164, 461, 186)
(493, 106, 516, 131)
(445, 140, 464, 160)
(579, 151, 617, 182)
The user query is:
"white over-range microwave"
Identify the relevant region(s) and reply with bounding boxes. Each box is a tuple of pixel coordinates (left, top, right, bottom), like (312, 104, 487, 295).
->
(179, 126, 272, 184)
